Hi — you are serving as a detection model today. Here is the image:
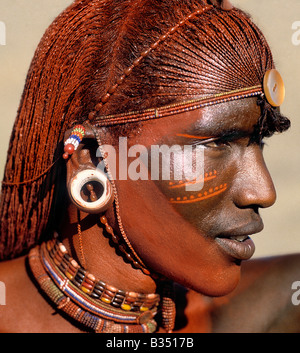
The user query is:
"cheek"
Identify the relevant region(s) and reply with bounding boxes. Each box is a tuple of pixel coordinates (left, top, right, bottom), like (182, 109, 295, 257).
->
(168, 169, 227, 204)
(120, 148, 239, 295)
(117, 176, 240, 297)
(147, 227, 241, 297)
(160, 167, 229, 232)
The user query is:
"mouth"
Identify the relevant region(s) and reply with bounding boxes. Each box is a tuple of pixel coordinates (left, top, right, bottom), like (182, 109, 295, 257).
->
(215, 236, 255, 261)
(215, 222, 263, 261)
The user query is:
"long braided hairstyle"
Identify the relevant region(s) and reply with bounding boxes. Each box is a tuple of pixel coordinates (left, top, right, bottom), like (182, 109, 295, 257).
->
(0, 0, 289, 260)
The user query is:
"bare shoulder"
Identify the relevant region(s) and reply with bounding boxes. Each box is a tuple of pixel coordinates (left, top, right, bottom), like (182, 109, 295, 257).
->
(0, 255, 81, 333)
(0, 255, 30, 303)
(0, 255, 34, 332)
(211, 254, 300, 333)
(173, 254, 300, 333)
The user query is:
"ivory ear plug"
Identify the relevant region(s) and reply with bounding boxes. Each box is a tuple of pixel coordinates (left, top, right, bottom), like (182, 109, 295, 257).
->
(263, 69, 285, 107)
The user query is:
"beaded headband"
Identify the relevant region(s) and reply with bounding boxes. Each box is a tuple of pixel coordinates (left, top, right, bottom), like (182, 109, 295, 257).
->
(94, 70, 285, 128)
(92, 85, 263, 127)
(63, 70, 285, 159)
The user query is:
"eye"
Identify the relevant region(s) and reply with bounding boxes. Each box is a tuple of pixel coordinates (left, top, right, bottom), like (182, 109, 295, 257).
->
(203, 139, 230, 149)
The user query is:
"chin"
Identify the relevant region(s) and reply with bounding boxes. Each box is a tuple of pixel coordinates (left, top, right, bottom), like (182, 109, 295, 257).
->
(177, 262, 242, 298)
(201, 275, 241, 298)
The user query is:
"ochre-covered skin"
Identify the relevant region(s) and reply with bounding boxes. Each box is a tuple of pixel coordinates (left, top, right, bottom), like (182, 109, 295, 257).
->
(0, 0, 298, 333)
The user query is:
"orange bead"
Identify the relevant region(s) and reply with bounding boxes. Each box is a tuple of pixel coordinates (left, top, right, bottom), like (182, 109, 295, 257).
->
(101, 93, 111, 103)
(88, 111, 96, 121)
(95, 102, 103, 111)
(108, 84, 118, 94)
(105, 225, 113, 233)
(86, 272, 96, 281)
(64, 143, 75, 155)
(82, 282, 93, 290)
(100, 216, 107, 225)
(106, 284, 117, 292)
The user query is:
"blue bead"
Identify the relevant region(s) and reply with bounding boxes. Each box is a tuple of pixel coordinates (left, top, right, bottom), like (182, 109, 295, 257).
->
(70, 135, 81, 143)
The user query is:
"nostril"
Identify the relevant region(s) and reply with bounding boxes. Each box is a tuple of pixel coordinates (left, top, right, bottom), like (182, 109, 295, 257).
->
(232, 171, 277, 210)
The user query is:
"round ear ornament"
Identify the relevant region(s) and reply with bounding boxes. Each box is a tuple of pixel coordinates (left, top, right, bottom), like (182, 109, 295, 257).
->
(263, 69, 285, 107)
(69, 169, 114, 214)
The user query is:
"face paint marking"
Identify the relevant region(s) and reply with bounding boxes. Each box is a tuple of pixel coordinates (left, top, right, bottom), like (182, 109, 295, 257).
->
(169, 183, 227, 204)
(168, 170, 217, 189)
(176, 133, 214, 140)
(176, 133, 220, 146)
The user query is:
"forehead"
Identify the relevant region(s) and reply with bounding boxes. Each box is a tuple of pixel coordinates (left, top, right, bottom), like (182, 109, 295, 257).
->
(191, 98, 261, 136)
(132, 97, 261, 144)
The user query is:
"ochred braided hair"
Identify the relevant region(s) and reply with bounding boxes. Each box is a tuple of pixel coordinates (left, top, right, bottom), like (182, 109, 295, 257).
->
(0, 0, 288, 259)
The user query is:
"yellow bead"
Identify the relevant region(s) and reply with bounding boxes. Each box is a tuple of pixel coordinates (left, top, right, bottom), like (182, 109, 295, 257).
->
(121, 304, 132, 311)
(81, 286, 91, 294)
(101, 297, 112, 304)
(140, 306, 149, 312)
(65, 272, 73, 280)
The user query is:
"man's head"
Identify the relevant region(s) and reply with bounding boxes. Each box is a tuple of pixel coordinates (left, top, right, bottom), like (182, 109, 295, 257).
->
(0, 0, 290, 281)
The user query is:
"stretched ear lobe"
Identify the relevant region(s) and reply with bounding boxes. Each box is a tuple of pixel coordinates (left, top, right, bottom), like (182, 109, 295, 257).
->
(63, 126, 114, 214)
(208, 0, 233, 10)
(68, 168, 114, 214)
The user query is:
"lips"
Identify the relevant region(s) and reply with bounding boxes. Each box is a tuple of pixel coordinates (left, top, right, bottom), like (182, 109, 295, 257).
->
(215, 221, 263, 261)
(215, 236, 255, 260)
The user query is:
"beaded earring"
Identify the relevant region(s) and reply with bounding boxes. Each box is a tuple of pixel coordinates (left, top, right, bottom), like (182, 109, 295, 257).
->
(63, 124, 86, 159)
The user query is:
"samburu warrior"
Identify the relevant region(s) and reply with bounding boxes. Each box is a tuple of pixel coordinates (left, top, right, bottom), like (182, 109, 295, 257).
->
(0, 0, 298, 333)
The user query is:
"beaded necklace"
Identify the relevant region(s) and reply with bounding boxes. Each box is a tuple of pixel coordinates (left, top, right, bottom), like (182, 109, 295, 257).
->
(28, 238, 161, 333)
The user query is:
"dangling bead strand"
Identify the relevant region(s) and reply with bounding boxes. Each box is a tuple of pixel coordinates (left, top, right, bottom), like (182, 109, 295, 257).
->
(100, 216, 151, 276)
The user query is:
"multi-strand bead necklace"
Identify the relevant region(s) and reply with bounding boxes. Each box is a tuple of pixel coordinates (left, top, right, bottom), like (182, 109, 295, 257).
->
(28, 238, 160, 333)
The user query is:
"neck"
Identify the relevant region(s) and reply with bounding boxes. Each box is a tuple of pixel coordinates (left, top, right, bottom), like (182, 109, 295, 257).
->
(30, 204, 176, 333)
(60, 205, 157, 294)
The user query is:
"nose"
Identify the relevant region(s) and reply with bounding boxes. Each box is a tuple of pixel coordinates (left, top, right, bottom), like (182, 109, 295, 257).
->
(232, 145, 277, 209)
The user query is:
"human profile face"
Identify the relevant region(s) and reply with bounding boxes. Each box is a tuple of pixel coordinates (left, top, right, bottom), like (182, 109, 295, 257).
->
(106, 97, 276, 296)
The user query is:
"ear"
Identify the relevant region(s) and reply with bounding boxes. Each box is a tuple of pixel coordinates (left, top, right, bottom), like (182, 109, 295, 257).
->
(63, 127, 114, 214)
(64, 128, 94, 176)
